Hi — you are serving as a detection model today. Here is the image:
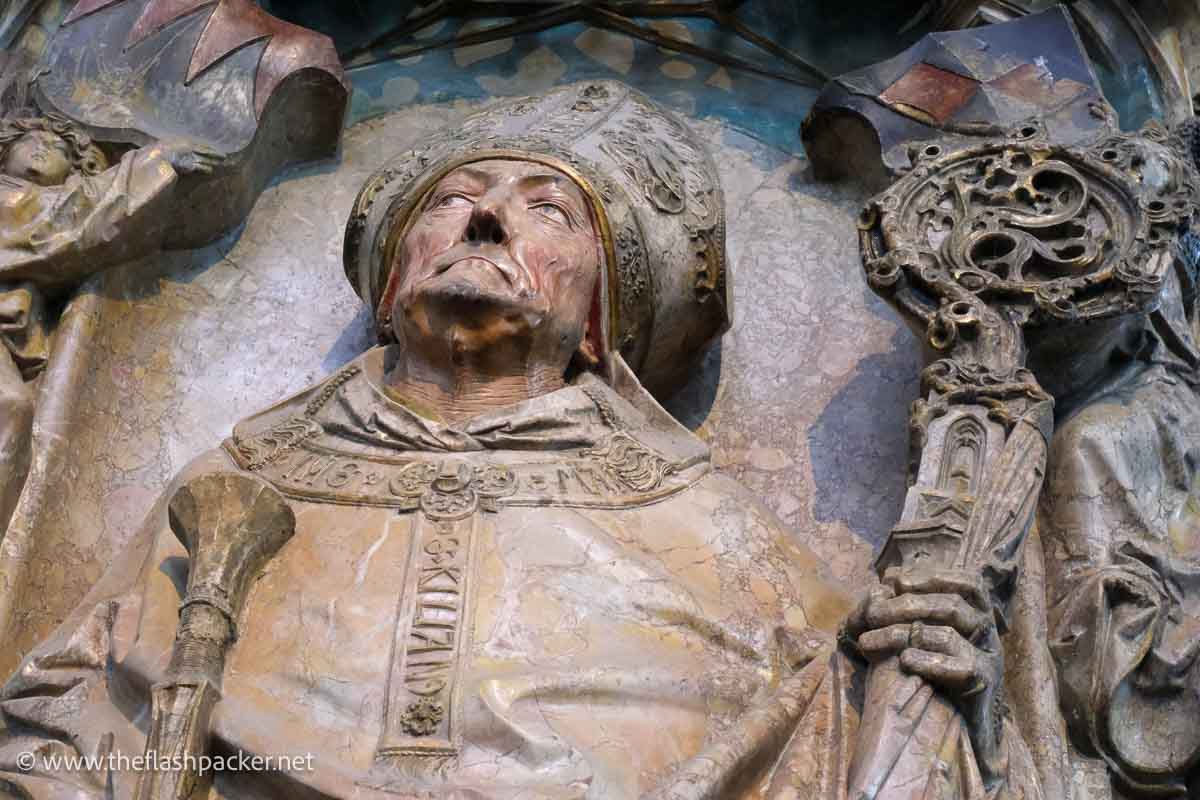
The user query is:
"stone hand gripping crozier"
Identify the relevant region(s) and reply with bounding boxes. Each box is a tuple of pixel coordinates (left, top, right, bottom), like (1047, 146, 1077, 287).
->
(134, 474, 294, 800)
(849, 120, 1197, 798)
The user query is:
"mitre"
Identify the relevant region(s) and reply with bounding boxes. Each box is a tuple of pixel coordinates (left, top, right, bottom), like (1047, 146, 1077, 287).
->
(342, 80, 731, 399)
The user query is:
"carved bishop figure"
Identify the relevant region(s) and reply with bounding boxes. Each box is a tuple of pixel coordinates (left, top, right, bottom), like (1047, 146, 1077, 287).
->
(0, 82, 1042, 799)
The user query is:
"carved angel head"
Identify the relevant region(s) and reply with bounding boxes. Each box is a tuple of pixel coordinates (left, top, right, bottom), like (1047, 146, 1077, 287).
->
(0, 112, 109, 187)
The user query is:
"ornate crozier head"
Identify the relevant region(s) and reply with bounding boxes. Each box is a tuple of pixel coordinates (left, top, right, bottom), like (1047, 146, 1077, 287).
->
(343, 81, 730, 401)
(0, 113, 109, 187)
(860, 119, 1199, 403)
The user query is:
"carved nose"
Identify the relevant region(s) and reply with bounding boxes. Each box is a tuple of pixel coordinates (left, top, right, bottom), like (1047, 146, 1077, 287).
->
(464, 204, 508, 246)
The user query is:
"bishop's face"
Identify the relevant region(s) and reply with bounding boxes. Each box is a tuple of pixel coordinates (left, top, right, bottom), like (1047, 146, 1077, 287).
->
(2, 131, 73, 187)
(389, 159, 603, 374)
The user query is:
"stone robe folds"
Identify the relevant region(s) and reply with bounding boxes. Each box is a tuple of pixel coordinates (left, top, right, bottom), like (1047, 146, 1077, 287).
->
(0, 348, 1041, 799)
(1035, 263, 1200, 796)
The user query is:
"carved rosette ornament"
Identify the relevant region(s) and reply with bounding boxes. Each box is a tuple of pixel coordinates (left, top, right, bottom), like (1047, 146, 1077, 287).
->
(398, 698, 445, 738)
(852, 120, 1198, 799)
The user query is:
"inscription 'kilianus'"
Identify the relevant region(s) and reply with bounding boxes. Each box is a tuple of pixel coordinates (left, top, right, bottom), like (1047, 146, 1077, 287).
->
(381, 462, 482, 763)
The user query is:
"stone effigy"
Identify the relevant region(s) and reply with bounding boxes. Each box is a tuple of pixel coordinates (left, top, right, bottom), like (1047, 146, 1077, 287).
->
(0, 81, 1042, 800)
(2, 3, 1200, 797)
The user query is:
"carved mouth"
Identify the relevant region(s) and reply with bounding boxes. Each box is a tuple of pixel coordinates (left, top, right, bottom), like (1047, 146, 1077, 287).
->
(434, 253, 533, 295)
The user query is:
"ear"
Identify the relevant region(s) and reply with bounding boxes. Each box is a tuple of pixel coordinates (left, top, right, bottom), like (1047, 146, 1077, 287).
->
(577, 321, 602, 368)
(576, 276, 605, 369)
